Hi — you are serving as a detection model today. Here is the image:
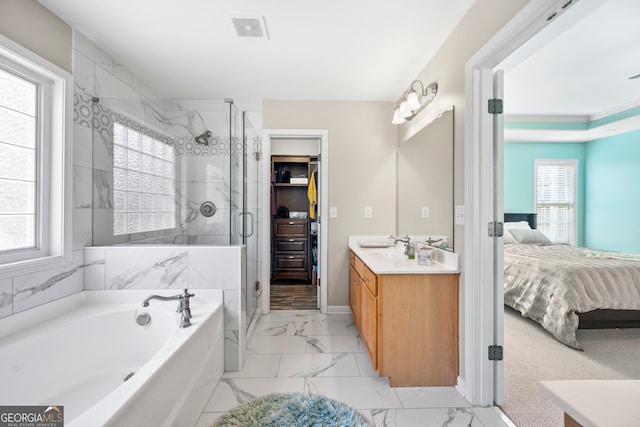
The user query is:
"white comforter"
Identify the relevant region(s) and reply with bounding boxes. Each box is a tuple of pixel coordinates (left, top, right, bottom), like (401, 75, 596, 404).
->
(503, 243, 640, 350)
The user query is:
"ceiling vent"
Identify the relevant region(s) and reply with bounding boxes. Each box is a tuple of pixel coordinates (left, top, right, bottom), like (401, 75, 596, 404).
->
(229, 15, 269, 39)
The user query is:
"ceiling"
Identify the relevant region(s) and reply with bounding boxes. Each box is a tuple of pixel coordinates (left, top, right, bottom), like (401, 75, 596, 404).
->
(36, 0, 476, 110)
(501, 0, 640, 142)
(35, 0, 640, 142)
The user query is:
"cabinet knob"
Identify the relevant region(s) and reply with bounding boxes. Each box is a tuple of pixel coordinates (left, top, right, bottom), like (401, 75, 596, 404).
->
(288, 221, 295, 225)
(289, 256, 295, 259)
(289, 239, 295, 242)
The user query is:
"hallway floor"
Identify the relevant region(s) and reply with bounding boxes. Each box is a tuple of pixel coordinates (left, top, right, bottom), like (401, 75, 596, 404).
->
(194, 310, 514, 427)
(270, 284, 317, 310)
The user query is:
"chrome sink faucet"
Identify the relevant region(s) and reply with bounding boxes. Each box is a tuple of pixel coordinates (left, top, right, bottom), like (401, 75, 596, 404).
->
(389, 235, 412, 256)
(141, 288, 195, 328)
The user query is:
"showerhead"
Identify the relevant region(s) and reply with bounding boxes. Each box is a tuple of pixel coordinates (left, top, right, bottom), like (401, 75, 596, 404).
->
(194, 130, 212, 146)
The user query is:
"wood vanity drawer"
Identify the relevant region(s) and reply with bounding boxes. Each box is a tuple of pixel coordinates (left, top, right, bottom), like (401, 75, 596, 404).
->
(362, 265, 378, 295)
(354, 255, 365, 278)
(273, 254, 308, 272)
(273, 219, 308, 237)
(274, 238, 308, 253)
(349, 250, 355, 267)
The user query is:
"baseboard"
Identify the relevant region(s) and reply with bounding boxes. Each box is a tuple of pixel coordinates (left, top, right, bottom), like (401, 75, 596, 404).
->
(327, 305, 351, 314)
(455, 376, 469, 403)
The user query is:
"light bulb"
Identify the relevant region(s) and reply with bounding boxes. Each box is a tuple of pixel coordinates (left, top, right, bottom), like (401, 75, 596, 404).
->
(406, 91, 421, 111)
(392, 109, 406, 124)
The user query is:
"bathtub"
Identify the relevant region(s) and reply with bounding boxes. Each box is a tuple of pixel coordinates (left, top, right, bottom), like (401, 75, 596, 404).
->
(0, 289, 224, 427)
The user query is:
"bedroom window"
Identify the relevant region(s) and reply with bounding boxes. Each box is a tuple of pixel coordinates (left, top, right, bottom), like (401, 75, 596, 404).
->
(0, 34, 72, 275)
(534, 159, 577, 245)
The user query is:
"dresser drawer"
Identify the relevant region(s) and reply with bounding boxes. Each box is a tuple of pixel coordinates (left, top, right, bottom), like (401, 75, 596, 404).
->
(273, 255, 308, 272)
(274, 238, 308, 253)
(273, 219, 308, 237)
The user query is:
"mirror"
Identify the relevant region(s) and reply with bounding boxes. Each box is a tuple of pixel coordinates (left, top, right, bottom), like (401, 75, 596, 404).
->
(397, 107, 454, 248)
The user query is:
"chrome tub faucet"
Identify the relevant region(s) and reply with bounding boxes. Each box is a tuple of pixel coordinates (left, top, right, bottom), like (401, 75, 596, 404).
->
(142, 288, 195, 328)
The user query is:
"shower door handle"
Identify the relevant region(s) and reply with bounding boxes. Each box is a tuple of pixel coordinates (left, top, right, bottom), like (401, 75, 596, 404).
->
(239, 211, 254, 238)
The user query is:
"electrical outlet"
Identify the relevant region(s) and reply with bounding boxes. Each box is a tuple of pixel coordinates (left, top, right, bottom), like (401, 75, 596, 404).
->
(455, 205, 465, 225)
(421, 207, 429, 218)
(364, 206, 373, 218)
(329, 207, 338, 218)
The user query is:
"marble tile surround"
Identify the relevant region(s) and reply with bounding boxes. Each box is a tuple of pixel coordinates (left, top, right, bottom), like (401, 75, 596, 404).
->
(195, 310, 515, 427)
(84, 245, 246, 371)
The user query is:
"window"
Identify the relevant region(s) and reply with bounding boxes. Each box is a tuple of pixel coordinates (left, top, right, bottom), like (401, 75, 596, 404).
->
(112, 123, 176, 235)
(0, 67, 37, 253)
(534, 159, 577, 244)
(0, 34, 72, 275)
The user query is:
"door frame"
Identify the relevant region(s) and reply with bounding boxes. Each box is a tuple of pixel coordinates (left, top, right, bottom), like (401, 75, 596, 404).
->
(464, 0, 581, 406)
(261, 129, 329, 314)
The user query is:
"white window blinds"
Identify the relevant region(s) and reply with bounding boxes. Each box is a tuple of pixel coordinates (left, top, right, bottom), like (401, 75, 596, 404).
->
(534, 159, 577, 245)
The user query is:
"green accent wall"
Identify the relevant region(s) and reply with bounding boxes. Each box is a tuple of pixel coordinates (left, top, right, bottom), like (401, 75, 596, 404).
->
(584, 129, 640, 253)
(504, 142, 585, 246)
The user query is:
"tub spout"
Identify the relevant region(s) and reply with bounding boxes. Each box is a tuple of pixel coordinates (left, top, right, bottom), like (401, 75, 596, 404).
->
(141, 294, 181, 307)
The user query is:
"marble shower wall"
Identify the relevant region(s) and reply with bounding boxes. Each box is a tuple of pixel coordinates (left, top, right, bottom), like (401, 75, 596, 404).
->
(75, 30, 248, 246)
(84, 245, 246, 371)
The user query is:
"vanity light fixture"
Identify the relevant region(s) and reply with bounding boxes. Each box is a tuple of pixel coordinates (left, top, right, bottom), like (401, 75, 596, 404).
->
(392, 81, 438, 124)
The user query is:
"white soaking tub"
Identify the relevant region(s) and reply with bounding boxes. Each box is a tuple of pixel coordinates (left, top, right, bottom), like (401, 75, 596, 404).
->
(0, 289, 224, 427)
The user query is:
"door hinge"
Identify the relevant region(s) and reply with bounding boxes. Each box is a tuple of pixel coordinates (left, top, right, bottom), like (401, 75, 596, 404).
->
(488, 221, 504, 237)
(488, 98, 503, 114)
(488, 345, 503, 361)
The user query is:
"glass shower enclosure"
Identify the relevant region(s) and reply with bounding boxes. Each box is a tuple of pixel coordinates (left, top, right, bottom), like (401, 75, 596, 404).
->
(85, 93, 261, 338)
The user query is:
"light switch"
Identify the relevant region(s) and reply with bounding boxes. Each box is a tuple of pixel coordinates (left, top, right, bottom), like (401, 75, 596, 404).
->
(421, 207, 429, 218)
(329, 207, 338, 218)
(364, 207, 373, 218)
(455, 205, 465, 225)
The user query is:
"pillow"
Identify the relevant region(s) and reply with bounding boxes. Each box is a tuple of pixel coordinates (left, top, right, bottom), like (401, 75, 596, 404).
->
(504, 221, 532, 230)
(503, 231, 516, 244)
(509, 229, 551, 244)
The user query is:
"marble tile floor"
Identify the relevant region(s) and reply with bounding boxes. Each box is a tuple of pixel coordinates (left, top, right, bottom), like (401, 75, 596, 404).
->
(194, 310, 514, 427)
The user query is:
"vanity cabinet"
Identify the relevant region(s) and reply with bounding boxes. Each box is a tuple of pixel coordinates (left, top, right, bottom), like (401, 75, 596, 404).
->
(348, 250, 459, 387)
(348, 253, 360, 325)
(349, 252, 377, 367)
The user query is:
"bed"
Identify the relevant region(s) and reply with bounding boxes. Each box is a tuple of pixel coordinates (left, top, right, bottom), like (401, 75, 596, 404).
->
(503, 213, 640, 350)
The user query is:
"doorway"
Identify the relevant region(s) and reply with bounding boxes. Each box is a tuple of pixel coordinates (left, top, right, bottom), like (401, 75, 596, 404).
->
(261, 129, 329, 314)
(464, 0, 584, 407)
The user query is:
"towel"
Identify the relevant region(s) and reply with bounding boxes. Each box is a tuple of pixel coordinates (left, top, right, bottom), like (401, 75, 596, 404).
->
(307, 169, 317, 219)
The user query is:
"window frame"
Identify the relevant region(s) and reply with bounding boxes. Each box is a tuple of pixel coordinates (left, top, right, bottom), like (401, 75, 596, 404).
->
(0, 33, 73, 278)
(533, 158, 578, 245)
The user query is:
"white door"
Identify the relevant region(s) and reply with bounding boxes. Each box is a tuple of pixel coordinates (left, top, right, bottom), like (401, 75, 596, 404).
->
(491, 69, 505, 405)
(474, 68, 505, 405)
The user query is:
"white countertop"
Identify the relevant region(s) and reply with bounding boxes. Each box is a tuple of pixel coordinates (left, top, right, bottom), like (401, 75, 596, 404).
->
(348, 235, 460, 275)
(540, 380, 640, 427)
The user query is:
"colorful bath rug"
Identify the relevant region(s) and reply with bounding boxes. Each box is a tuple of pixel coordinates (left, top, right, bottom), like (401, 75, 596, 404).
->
(212, 392, 372, 427)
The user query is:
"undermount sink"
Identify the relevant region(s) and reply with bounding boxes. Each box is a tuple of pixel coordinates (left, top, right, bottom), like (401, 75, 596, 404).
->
(365, 250, 409, 263)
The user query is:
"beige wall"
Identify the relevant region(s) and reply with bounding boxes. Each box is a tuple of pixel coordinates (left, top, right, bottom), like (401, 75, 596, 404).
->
(397, 0, 531, 383)
(0, 0, 72, 73)
(398, 0, 530, 252)
(265, 0, 532, 385)
(264, 101, 397, 306)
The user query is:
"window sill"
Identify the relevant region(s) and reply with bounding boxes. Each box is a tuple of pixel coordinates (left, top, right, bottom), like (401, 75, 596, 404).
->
(0, 254, 74, 280)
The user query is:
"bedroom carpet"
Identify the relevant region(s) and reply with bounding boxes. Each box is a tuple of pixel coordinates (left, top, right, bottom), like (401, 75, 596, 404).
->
(501, 307, 640, 426)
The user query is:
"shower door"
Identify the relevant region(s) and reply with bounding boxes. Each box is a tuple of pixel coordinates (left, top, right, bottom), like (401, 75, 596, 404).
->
(229, 106, 261, 333)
